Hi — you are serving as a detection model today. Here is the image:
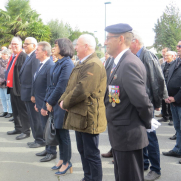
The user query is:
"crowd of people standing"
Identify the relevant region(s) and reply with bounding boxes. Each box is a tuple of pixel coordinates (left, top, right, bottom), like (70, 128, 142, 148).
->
(0, 22, 181, 181)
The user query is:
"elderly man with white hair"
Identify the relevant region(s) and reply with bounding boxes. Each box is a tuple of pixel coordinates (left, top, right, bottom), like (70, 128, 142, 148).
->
(59, 34, 107, 181)
(6, 37, 30, 139)
(19, 37, 45, 147)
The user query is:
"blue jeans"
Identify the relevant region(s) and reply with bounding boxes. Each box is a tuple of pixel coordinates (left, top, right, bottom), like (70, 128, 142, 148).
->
(170, 104, 181, 155)
(56, 129, 71, 165)
(143, 131, 161, 174)
(0, 88, 12, 113)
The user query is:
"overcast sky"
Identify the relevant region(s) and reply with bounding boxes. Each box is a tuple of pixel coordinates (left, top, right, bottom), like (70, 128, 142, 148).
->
(0, 0, 181, 46)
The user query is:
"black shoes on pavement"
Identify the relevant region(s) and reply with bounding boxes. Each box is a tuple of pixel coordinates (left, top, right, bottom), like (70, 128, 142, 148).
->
(158, 117, 168, 122)
(0, 112, 8, 117)
(7, 130, 21, 135)
(36, 150, 47, 156)
(162, 150, 181, 157)
(169, 134, 176, 140)
(4, 113, 13, 118)
(28, 142, 45, 148)
(16, 133, 30, 140)
(40, 153, 56, 162)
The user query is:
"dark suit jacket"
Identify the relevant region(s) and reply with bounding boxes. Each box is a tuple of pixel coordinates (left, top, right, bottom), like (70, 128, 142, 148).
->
(32, 58, 54, 110)
(167, 58, 181, 106)
(105, 57, 114, 82)
(19, 51, 40, 101)
(10, 51, 27, 96)
(44, 56, 74, 129)
(105, 50, 153, 152)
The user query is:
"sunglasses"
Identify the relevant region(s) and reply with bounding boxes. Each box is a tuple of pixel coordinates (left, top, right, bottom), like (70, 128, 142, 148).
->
(177, 45, 181, 48)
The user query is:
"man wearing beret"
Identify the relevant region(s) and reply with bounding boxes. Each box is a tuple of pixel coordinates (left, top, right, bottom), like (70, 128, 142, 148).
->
(104, 23, 153, 181)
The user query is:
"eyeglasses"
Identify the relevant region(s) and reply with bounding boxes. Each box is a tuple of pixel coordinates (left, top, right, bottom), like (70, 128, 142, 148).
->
(11, 43, 19, 46)
(23, 43, 34, 46)
(177, 45, 181, 48)
(106, 36, 119, 41)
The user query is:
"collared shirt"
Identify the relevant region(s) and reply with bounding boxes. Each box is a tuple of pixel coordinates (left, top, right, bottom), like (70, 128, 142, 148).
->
(114, 48, 129, 65)
(38, 57, 50, 72)
(80, 53, 92, 64)
(136, 47, 143, 58)
(28, 50, 36, 57)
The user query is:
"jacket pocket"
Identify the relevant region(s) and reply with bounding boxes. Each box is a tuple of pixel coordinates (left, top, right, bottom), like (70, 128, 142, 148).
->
(69, 110, 88, 129)
(112, 119, 130, 126)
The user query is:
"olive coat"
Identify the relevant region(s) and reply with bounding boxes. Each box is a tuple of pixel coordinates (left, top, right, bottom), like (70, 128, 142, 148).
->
(59, 52, 107, 134)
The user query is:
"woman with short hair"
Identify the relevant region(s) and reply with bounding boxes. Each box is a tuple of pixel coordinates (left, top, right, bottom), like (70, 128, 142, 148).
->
(45, 38, 74, 176)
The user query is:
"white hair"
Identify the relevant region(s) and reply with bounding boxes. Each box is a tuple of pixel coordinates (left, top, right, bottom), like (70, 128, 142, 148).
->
(25, 37, 37, 46)
(79, 34, 96, 50)
(132, 30, 144, 46)
(1, 46, 7, 50)
(170, 51, 177, 56)
(11, 37, 22, 47)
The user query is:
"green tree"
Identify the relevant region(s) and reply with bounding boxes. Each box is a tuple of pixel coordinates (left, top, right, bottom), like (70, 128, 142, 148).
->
(153, 3, 181, 51)
(0, 0, 50, 46)
(47, 19, 70, 46)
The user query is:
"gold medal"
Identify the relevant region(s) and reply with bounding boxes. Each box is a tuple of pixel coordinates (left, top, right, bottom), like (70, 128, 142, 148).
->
(109, 98, 112, 103)
(112, 102, 116, 107)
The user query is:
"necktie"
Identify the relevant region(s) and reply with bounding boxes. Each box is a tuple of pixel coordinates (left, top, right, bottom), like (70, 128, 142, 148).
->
(34, 63, 43, 79)
(25, 55, 29, 63)
(110, 62, 116, 76)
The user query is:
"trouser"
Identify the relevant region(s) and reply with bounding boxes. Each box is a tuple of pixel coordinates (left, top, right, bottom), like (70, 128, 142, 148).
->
(0, 88, 12, 113)
(56, 129, 71, 165)
(10, 88, 30, 134)
(162, 100, 172, 120)
(143, 131, 161, 174)
(39, 111, 56, 154)
(75, 131, 102, 181)
(113, 149, 144, 181)
(25, 101, 44, 144)
(170, 104, 181, 155)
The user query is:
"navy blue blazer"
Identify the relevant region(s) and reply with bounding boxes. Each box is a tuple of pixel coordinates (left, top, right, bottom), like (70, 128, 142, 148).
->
(19, 51, 40, 101)
(44, 56, 74, 129)
(32, 58, 54, 110)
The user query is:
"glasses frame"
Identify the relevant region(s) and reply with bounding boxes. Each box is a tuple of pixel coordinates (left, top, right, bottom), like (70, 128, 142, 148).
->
(23, 43, 34, 46)
(106, 36, 120, 41)
(177, 45, 181, 48)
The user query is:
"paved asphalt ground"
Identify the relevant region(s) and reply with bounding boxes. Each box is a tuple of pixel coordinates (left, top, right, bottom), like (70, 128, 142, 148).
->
(0, 101, 181, 181)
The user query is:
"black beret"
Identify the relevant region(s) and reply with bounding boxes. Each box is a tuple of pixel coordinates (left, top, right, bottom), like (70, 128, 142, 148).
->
(105, 23, 132, 34)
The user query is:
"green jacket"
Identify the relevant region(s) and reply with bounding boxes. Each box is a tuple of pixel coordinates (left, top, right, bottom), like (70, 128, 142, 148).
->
(59, 52, 107, 134)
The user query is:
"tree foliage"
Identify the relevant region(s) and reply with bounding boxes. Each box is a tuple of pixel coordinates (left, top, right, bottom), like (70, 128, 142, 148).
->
(153, 3, 181, 51)
(47, 19, 70, 46)
(0, 0, 51, 46)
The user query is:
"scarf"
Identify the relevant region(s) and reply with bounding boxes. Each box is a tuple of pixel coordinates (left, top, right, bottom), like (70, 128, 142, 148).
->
(6, 51, 22, 88)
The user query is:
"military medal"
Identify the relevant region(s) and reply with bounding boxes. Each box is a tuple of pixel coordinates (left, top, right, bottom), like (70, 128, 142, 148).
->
(108, 85, 121, 107)
(112, 102, 116, 107)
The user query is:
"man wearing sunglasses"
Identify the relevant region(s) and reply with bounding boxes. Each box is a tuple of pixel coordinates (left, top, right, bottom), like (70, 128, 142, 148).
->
(162, 41, 181, 164)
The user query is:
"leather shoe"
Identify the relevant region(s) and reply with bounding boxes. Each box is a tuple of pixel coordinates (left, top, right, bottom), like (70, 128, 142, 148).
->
(9, 118, 14, 122)
(36, 150, 47, 156)
(168, 120, 173, 126)
(162, 150, 181, 157)
(40, 154, 56, 162)
(4, 113, 13, 118)
(7, 130, 21, 135)
(170, 134, 176, 140)
(27, 142, 35, 146)
(0, 112, 8, 117)
(16, 133, 30, 140)
(158, 117, 168, 122)
(101, 149, 113, 158)
(28, 142, 45, 148)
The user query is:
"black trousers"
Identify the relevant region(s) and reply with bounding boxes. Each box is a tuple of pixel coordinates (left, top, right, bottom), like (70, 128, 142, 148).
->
(25, 101, 44, 144)
(113, 149, 144, 181)
(75, 131, 102, 181)
(162, 100, 172, 120)
(10, 88, 30, 134)
(39, 112, 56, 155)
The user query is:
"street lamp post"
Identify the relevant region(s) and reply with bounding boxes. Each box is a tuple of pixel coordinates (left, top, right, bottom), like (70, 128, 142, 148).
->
(104, 2, 111, 52)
